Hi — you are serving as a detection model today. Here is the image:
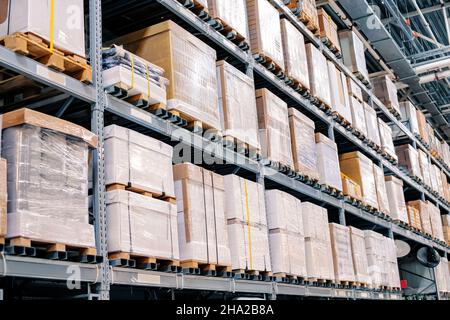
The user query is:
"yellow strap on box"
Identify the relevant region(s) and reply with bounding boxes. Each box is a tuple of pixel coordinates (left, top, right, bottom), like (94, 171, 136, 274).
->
(244, 180, 253, 270)
(49, 0, 55, 53)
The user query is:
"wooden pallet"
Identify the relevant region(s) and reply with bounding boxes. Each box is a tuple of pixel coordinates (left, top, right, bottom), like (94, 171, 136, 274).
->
(295, 173, 320, 187)
(1, 32, 92, 83)
(285, 76, 311, 98)
(262, 158, 296, 177)
(233, 269, 273, 281)
(177, 0, 210, 20)
(273, 273, 306, 284)
(354, 71, 371, 88)
(311, 96, 332, 113)
(385, 103, 402, 120)
(321, 36, 342, 58)
(106, 184, 176, 204)
(393, 219, 409, 228)
(181, 260, 233, 277)
(223, 136, 261, 160)
(109, 252, 181, 271)
(254, 53, 285, 79)
(331, 111, 352, 128)
(344, 195, 363, 207)
(299, 11, 319, 35)
(306, 277, 335, 287)
(349, 126, 367, 141)
(105, 83, 167, 110)
(321, 184, 344, 198)
(209, 17, 249, 51)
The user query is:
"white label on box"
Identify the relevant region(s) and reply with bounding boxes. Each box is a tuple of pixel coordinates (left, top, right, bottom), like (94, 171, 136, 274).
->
(37, 65, 66, 86)
(135, 273, 161, 285)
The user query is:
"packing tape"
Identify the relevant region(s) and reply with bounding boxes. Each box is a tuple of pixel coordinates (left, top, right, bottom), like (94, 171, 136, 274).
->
(49, 0, 55, 53)
(244, 179, 253, 270)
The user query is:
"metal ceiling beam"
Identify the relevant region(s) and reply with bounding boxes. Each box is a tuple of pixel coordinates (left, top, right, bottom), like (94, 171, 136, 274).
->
(382, 2, 450, 23)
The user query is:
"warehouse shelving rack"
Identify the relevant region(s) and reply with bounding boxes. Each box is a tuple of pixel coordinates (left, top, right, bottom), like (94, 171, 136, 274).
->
(0, 0, 448, 300)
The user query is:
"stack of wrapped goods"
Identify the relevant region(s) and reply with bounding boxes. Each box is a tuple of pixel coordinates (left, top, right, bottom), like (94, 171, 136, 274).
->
(339, 152, 378, 210)
(280, 18, 310, 92)
(428, 201, 445, 242)
(224, 175, 271, 273)
(385, 176, 408, 224)
(418, 149, 432, 188)
(315, 133, 343, 192)
(435, 258, 450, 294)
(329, 224, 356, 285)
(416, 109, 430, 146)
(406, 204, 422, 231)
(302, 202, 334, 282)
(363, 103, 382, 148)
(102, 45, 168, 107)
(373, 165, 391, 216)
(256, 89, 294, 169)
(364, 230, 385, 289)
(408, 200, 433, 236)
(318, 8, 341, 54)
(217, 61, 260, 157)
(395, 144, 423, 181)
(207, 0, 249, 43)
(399, 101, 420, 137)
(306, 43, 332, 108)
(349, 92, 368, 138)
(266, 190, 307, 279)
(347, 78, 364, 105)
(288, 109, 319, 181)
(378, 119, 398, 163)
(441, 215, 450, 245)
(3, 109, 96, 252)
(371, 75, 401, 117)
(105, 125, 179, 264)
(430, 165, 441, 195)
(340, 172, 363, 202)
(247, 0, 284, 72)
(173, 164, 231, 270)
(339, 30, 369, 84)
(442, 142, 450, 165)
(349, 227, 370, 286)
(113, 21, 220, 132)
(327, 61, 352, 124)
(384, 237, 401, 289)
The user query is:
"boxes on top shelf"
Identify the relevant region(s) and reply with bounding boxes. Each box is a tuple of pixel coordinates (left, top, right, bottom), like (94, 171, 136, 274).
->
(247, 0, 285, 72)
(173, 163, 231, 267)
(339, 151, 378, 210)
(384, 176, 408, 224)
(338, 30, 369, 84)
(317, 8, 341, 53)
(207, 0, 249, 40)
(217, 60, 260, 151)
(0, 0, 86, 57)
(395, 144, 423, 181)
(371, 75, 400, 117)
(327, 61, 352, 124)
(305, 43, 332, 108)
(112, 20, 220, 131)
(363, 102, 381, 147)
(399, 101, 420, 136)
(315, 133, 342, 192)
(329, 223, 355, 283)
(408, 200, 432, 235)
(288, 108, 319, 180)
(373, 164, 391, 216)
(280, 18, 310, 91)
(256, 88, 294, 169)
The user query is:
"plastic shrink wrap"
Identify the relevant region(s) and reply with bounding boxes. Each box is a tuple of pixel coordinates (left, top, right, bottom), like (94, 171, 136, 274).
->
(266, 190, 307, 277)
(385, 237, 401, 288)
(399, 101, 419, 136)
(106, 190, 179, 259)
(371, 75, 400, 115)
(363, 103, 381, 146)
(443, 215, 450, 244)
(302, 202, 334, 281)
(112, 21, 220, 130)
(347, 77, 363, 102)
(418, 149, 432, 188)
(416, 109, 430, 145)
(315, 133, 342, 191)
(256, 89, 293, 168)
(104, 125, 175, 198)
(395, 144, 422, 180)
(0, 159, 6, 238)
(373, 164, 391, 215)
(429, 164, 439, 194)
(247, 0, 284, 70)
(173, 163, 230, 266)
(384, 176, 408, 223)
(0, 0, 86, 57)
(428, 201, 445, 241)
(408, 200, 433, 236)
(288, 108, 318, 180)
(224, 175, 271, 272)
(378, 118, 397, 162)
(435, 259, 450, 293)
(349, 227, 370, 284)
(207, 0, 248, 40)
(3, 109, 96, 248)
(339, 152, 378, 210)
(306, 43, 331, 107)
(280, 18, 310, 90)
(217, 61, 260, 150)
(329, 223, 355, 282)
(327, 61, 352, 124)
(349, 96, 368, 137)
(339, 30, 368, 81)
(364, 231, 396, 288)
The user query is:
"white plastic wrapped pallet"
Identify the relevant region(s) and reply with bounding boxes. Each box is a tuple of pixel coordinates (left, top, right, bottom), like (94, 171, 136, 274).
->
(349, 96, 368, 136)
(327, 61, 352, 123)
(349, 227, 370, 284)
(224, 175, 271, 272)
(306, 43, 332, 107)
(384, 176, 408, 223)
(399, 101, 420, 136)
(207, 0, 248, 39)
(280, 18, 310, 89)
(302, 202, 334, 281)
(435, 259, 450, 293)
(106, 189, 179, 260)
(395, 144, 422, 180)
(347, 77, 363, 102)
(363, 103, 381, 146)
(373, 164, 391, 216)
(364, 230, 385, 288)
(428, 201, 445, 241)
(266, 190, 307, 277)
(418, 149, 432, 188)
(104, 125, 175, 198)
(378, 118, 397, 161)
(371, 75, 400, 115)
(329, 223, 355, 283)
(339, 30, 369, 81)
(0, 0, 86, 57)
(315, 133, 343, 191)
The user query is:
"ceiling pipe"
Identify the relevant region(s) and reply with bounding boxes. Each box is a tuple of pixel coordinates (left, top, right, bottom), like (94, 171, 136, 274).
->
(419, 69, 450, 84)
(409, 0, 446, 48)
(414, 57, 450, 74)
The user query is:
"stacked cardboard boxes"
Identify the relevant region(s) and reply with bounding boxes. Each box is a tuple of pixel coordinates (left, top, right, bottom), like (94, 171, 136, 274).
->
(418, 149, 432, 187)
(395, 144, 422, 180)
(349, 227, 370, 285)
(318, 8, 340, 53)
(416, 109, 430, 145)
(315, 133, 342, 191)
(207, 0, 249, 40)
(349, 96, 368, 137)
(373, 165, 391, 215)
(408, 200, 433, 236)
(364, 103, 381, 147)
(442, 215, 450, 245)
(406, 205, 422, 231)
(306, 43, 331, 107)
(329, 223, 355, 283)
(378, 119, 398, 162)
(339, 30, 369, 83)
(371, 75, 400, 116)
(327, 61, 352, 124)
(399, 101, 420, 136)
(385, 176, 408, 223)
(428, 201, 445, 241)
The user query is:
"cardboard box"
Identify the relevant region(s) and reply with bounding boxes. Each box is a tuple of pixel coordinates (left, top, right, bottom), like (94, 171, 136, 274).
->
(428, 201, 444, 241)
(315, 133, 342, 191)
(416, 109, 430, 145)
(329, 223, 355, 283)
(339, 30, 368, 81)
(373, 164, 391, 215)
(384, 176, 408, 223)
(318, 8, 340, 52)
(306, 43, 331, 107)
(363, 103, 381, 146)
(280, 18, 309, 90)
(217, 60, 260, 149)
(0, 0, 86, 57)
(247, 0, 284, 70)
(341, 173, 363, 201)
(106, 189, 179, 260)
(104, 125, 175, 198)
(349, 96, 368, 136)
(408, 200, 433, 235)
(340, 152, 378, 209)
(371, 75, 400, 115)
(207, 0, 248, 39)
(418, 149, 432, 188)
(328, 61, 352, 124)
(378, 118, 397, 162)
(400, 101, 419, 136)
(173, 163, 230, 266)
(288, 108, 318, 180)
(349, 226, 370, 284)
(406, 205, 422, 231)
(112, 21, 220, 130)
(347, 77, 363, 102)
(256, 89, 293, 168)
(395, 144, 422, 180)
